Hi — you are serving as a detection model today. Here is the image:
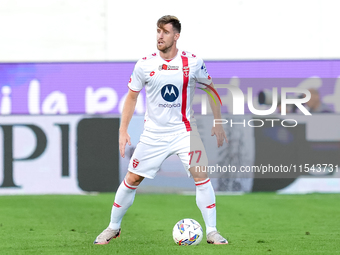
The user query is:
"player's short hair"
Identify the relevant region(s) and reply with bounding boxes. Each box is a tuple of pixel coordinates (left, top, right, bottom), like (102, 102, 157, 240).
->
(157, 15, 181, 33)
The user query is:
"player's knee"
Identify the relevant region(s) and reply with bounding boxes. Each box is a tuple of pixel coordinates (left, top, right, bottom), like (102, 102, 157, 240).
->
(126, 172, 144, 186)
(190, 166, 208, 180)
(193, 177, 209, 183)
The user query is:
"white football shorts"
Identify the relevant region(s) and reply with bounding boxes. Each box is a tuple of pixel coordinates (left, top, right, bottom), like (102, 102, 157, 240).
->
(128, 129, 208, 179)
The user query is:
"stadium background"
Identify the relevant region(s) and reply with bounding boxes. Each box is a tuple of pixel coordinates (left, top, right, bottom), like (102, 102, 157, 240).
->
(1, 0, 340, 195)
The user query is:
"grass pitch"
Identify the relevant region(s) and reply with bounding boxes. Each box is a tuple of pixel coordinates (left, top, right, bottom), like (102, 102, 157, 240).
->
(0, 193, 339, 255)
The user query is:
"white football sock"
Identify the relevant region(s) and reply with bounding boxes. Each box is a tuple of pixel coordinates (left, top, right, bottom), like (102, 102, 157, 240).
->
(195, 178, 217, 235)
(109, 179, 138, 230)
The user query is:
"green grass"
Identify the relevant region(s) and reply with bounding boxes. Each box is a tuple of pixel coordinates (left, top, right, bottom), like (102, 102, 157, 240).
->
(0, 193, 339, 255)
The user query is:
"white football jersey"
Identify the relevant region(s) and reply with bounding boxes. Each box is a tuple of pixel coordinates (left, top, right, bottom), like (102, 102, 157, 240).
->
(128, 50, 212, 134)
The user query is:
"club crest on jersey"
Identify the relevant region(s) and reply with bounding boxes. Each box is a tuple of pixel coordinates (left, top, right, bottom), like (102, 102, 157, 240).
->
(159, 64, 179, 71)
(183, 66, 190, 77)
(132, 158, 139, 168)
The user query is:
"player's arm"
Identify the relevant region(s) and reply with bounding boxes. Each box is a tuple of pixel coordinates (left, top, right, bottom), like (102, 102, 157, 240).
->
(207, 82, 228, 147)
(119, 89, 140, 158)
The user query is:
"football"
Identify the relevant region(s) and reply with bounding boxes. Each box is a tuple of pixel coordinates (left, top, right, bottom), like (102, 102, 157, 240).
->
(172, 218, 203, 246)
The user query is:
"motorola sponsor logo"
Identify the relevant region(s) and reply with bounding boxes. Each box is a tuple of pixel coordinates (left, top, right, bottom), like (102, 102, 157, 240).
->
(161, 84, 179, 102)
(158, 103, 181, 108)
(159, 85, 181, 108)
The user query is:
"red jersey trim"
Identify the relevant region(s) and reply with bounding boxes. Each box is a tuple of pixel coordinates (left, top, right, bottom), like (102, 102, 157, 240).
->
(129, 88, 141, 93)
(181, 55, 191, 132)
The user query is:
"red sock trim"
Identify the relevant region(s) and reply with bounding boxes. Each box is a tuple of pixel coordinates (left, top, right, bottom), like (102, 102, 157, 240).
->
(123, 179, 137, 190)
(195, 179, 210, 186)
(113, 202, 122, 208)
(206, 203, 216, 209)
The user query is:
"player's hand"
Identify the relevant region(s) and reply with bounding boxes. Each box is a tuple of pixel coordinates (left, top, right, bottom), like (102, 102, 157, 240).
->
(211, 124, 228, 147)
(119, 130, 131, 158)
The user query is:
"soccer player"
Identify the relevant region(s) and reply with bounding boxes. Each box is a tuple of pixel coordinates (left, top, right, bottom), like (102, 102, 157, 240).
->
(94, 15, 228, 245)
